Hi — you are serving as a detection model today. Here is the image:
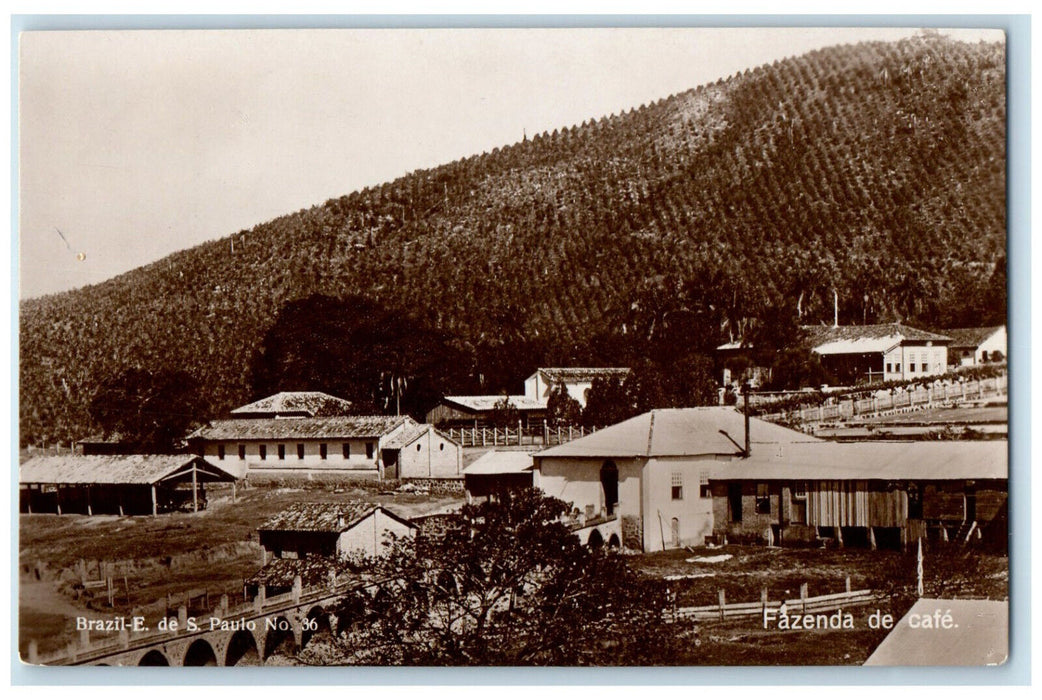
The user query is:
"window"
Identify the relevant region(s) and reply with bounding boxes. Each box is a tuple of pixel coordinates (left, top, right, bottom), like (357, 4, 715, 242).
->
(439, 443, 444, 451)
(259, 445, 267, 460)
(755, 483, 771, 514)
(886, 363, 892, 373)
(320, 443, 328, 460)
(342, 443, 350, 459)
(910, 362, 916, 373)
(699, 470, 711, 498)
(790, 482, 807, 524)
(297, 443, 305, 459)
(366, 442, 374, 459)
(238, 444, 246, 460)
(277, 444, 286, 460)
(217, 444, 225, 460)
(671, 472, 683, 501)
(728, 483, 743, 522)
(895, 363, 901, 373)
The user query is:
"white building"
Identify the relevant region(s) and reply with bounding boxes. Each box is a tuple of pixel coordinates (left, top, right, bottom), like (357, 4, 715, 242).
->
(534, 407, 819, 552)
(803, 323, 951, 384)
(523, 367, 630, 408)
(943, 326, 1007, 367)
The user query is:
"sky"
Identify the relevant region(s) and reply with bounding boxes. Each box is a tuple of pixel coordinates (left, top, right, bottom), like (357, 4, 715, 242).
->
(17, 26, 1003, 299)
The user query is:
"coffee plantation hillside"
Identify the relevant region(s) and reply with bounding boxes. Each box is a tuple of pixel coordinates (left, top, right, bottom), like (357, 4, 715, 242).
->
(20, 34, 1006, 445)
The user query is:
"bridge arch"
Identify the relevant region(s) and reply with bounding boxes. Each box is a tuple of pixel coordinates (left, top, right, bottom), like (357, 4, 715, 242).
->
(183, 638, 218, 666)
(138, 649, 170, 666)
(225, 629, 261, 666)
(301, 605, 333, 648)
(263, 615, 299, 661)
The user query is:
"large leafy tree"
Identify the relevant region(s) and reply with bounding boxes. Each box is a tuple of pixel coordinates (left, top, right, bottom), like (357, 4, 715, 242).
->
(250, 294, 472, 417)
(308, 490, 680, 666)
(88, 367, 208, 452)
(545, 382, 583, 427)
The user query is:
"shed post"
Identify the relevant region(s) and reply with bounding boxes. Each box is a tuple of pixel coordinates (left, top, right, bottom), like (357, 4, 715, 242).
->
(56, 486, 62, 516)
(232, 481, 237, 503)
(151, 484, 157, 516)
(192, 463, 198, 513)
(86, 485, 92, 516)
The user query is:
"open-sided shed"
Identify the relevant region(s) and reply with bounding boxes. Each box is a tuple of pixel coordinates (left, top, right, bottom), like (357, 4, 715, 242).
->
(19, 454, 238, 516)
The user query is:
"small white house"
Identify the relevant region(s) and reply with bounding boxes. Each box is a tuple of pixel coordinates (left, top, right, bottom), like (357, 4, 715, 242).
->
(524, 367, 631, 408)
(257, 502, 416, 561)
(943, 326, 1007, 367)
(381, 423, 463, 479)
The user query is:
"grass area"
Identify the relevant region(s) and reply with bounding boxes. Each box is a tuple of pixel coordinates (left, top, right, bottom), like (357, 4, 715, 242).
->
(855, 405, 1007, 426)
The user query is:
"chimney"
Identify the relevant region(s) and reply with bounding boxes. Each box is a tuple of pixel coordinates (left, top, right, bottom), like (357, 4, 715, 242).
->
(742, 381, 751, 457)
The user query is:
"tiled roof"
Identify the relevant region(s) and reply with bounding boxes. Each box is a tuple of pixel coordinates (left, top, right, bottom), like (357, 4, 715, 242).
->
(381, 423, 431, 449)
(189, 415, 412, 442)
(230, 391, 353, 417)
(803, 323, 951, 355)
(259, 502, 414, 533)
(942, 326, 1005, 348)
(19, 454, 236, 485)
(441, 395, 548, 411)
(535, 367, 630, 383)
(535, 407, 818, 459)
(711, 440, 1006, 481)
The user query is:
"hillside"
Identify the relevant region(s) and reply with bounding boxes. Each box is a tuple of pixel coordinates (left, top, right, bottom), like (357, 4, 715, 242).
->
(20, 34, 1007, 445)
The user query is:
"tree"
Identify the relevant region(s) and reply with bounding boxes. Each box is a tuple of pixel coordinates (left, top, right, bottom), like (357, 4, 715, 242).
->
(489, 395, 520, 429)
(250, 294, 472, 417)
(581, 375, 633, 429)
(308, 490, 680, 666)
(88, 367, 208, 452)
(545, 382, 583, 427)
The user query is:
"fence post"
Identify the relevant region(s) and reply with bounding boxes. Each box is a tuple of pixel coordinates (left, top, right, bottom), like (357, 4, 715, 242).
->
(845, 576, 851, 593)
(799, 583, 808, 614)
(761, 587, 768, 619)
(718, 589, 726, 621)
(481, 427, 487, 447)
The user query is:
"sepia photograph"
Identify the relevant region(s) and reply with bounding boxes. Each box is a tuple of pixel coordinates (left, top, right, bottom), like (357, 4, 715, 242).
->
(16, 24, 1010, 670)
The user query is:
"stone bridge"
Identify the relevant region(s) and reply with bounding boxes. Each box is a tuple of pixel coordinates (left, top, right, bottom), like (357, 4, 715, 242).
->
(27, 577, 363, 667)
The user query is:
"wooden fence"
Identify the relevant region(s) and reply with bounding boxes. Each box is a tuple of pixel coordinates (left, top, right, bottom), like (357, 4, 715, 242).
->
(447, 425, 598, 448)
(757, 374, 1007, 426)
(670, 581, 877, 623)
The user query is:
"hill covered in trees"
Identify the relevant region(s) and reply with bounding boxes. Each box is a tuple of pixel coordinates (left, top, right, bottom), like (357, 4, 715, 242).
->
(20, 34, 1006, 445)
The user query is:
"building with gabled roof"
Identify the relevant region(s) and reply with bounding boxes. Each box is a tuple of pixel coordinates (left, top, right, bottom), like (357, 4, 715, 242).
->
(229, 391, 354, 419)
(802, 323, 951, 384)
(379, 422, 462, 479)
(534, 407, 818, 552)
(426, 394, 548, 429)
(19, 454, 238, 516)
(942, 326, 1007, 367)
(709, 440, 1007, 549)
(187, 415, 417, 479)
(525, 367, 630, 408)
(463, 450, 536, 501)
(257, 502, 415, 562)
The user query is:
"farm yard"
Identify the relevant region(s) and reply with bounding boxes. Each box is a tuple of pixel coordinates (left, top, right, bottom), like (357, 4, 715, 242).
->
(634, 545, 1008, 665)
(18, 479, 464, 659)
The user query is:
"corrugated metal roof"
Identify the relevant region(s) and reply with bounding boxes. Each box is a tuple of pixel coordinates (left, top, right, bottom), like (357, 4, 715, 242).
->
(942, 326, 1005, 349)
(711, 440, 1007, 481)
(864, 598, 1007, 666)
(804, 323, 951, 356)
(464, 450, 535, 475)
(534, 367, 630, 383)
(259, 502, 415, 533)
(535, 407, 819, 459)
(230, 391, 354, 417)
(189, 415, 411, 441)
(441, 395, 547, 411)
(19, 454, 236, 485)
